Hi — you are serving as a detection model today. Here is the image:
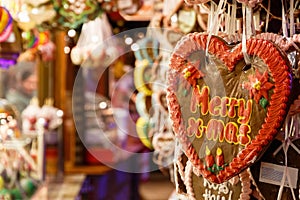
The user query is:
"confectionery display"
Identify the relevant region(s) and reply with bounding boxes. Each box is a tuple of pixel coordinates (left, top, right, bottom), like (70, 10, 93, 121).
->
(174, 153, 260, 200)
(0, 0, 300, 199)
(167, 32, 294, 183)
(163, 0, 300, 199)
(0, 99, 43, 199)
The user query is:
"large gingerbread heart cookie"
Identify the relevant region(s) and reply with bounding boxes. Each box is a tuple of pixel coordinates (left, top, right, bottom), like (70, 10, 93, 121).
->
(167, 33, 292, 184)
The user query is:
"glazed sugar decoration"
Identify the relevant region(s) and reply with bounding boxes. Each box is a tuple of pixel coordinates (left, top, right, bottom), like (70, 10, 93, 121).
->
(174, 154, 255, 199)
(167, 32, 293, 184)
(201, 176, 235, 199)
(239, 169, 252, 200)
(184, 161, 196, 200)
(255, 33, 300, 79)
(256, 33, 300, 53)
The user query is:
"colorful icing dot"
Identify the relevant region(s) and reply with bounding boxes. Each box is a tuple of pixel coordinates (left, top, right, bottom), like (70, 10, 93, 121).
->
(259, 98, 268, 109)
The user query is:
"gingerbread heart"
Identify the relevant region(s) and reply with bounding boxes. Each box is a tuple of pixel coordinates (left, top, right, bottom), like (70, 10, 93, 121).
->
(167, 33, 292, 183)
(174, 153, 255, 200)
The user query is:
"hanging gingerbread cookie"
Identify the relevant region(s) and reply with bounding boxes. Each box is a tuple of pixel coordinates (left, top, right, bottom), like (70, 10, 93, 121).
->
(167, 32, 293, 184)
(174, 153, 257, 200)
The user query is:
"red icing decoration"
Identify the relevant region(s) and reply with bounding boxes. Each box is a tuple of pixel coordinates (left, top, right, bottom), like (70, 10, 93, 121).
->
(216, 148, 224, 167)
(167, 33, 292, 183)
(205, 146, 215, 168)
(243, 69, 274, 103)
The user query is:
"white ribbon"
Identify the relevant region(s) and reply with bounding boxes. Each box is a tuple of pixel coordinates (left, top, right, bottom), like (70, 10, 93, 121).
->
(205, 0, 227, 57)
(230, 0, 237, 36)
(290, 0, 295, 36)
(224, 1, 237, 36)
(224, 4, 231, 34)
(277, 6, 297, 198)
(242, 4, 253, 65)
(281, 0, 288, 38)
(277, 115, 297, 200)
(265, 0, 270, 32)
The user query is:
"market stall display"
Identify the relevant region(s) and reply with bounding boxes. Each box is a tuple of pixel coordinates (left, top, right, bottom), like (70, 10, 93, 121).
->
(0, 99, 44, 199)
(0, 0, 300, 199)
(163, 0, 300, 199)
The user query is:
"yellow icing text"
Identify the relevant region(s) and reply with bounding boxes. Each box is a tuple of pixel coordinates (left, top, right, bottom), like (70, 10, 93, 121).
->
(187, 85, 253, 146)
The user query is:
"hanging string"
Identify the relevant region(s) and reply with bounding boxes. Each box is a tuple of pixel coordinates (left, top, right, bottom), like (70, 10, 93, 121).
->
(286, 0, 299, 55)
(205, 0, 227, 57)
(286, 0, 299, 51)
(230, 0, 237, 36)
(281, 0, 288, 37)
(220, 10, 226, 33)
(277, 116, 297, 200)
(242, 4, 251, 66)
(224, 4, 230, 34)
(290, 0, 295, 36)
(277, 3, 297, 199)
(264, 0, 271, 32)
(206, 2, 214, 32)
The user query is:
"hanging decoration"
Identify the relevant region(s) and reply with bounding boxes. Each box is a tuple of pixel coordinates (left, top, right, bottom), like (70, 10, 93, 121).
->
(0, 98, 43, 199)
(22, 98, 63, 133)
(0, 99, 21, 141)
(53, 0, 101, 29)
(133, 37, 160, 150)
(70, 13, 116, 67)
(0, 6, 13, 42)
(164, 0, 300, 199)
(17, 30, 55, 62)
(0, 0, 299, 199)
(167, 33, 294, 183)
(11, 1, 56, 31)
(174, 152, 259, 200)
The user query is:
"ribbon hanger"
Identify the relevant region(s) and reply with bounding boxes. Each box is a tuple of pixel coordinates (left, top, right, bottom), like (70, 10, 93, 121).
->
(205, 0, 227, 58)
(241, 3, 254, 70)
(277, 3, 297, 199)
(276, 115, 297, 200)
(264, 0, 271, 32)
(289, 0, 295, 36)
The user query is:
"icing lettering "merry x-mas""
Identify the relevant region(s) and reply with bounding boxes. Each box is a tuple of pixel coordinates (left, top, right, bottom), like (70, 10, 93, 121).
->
(187, 85, 252, 146)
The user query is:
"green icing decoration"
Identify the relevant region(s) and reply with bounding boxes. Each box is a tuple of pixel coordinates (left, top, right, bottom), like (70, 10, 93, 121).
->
(207, 163, 229, 174)
(259, 97, 268, 109)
